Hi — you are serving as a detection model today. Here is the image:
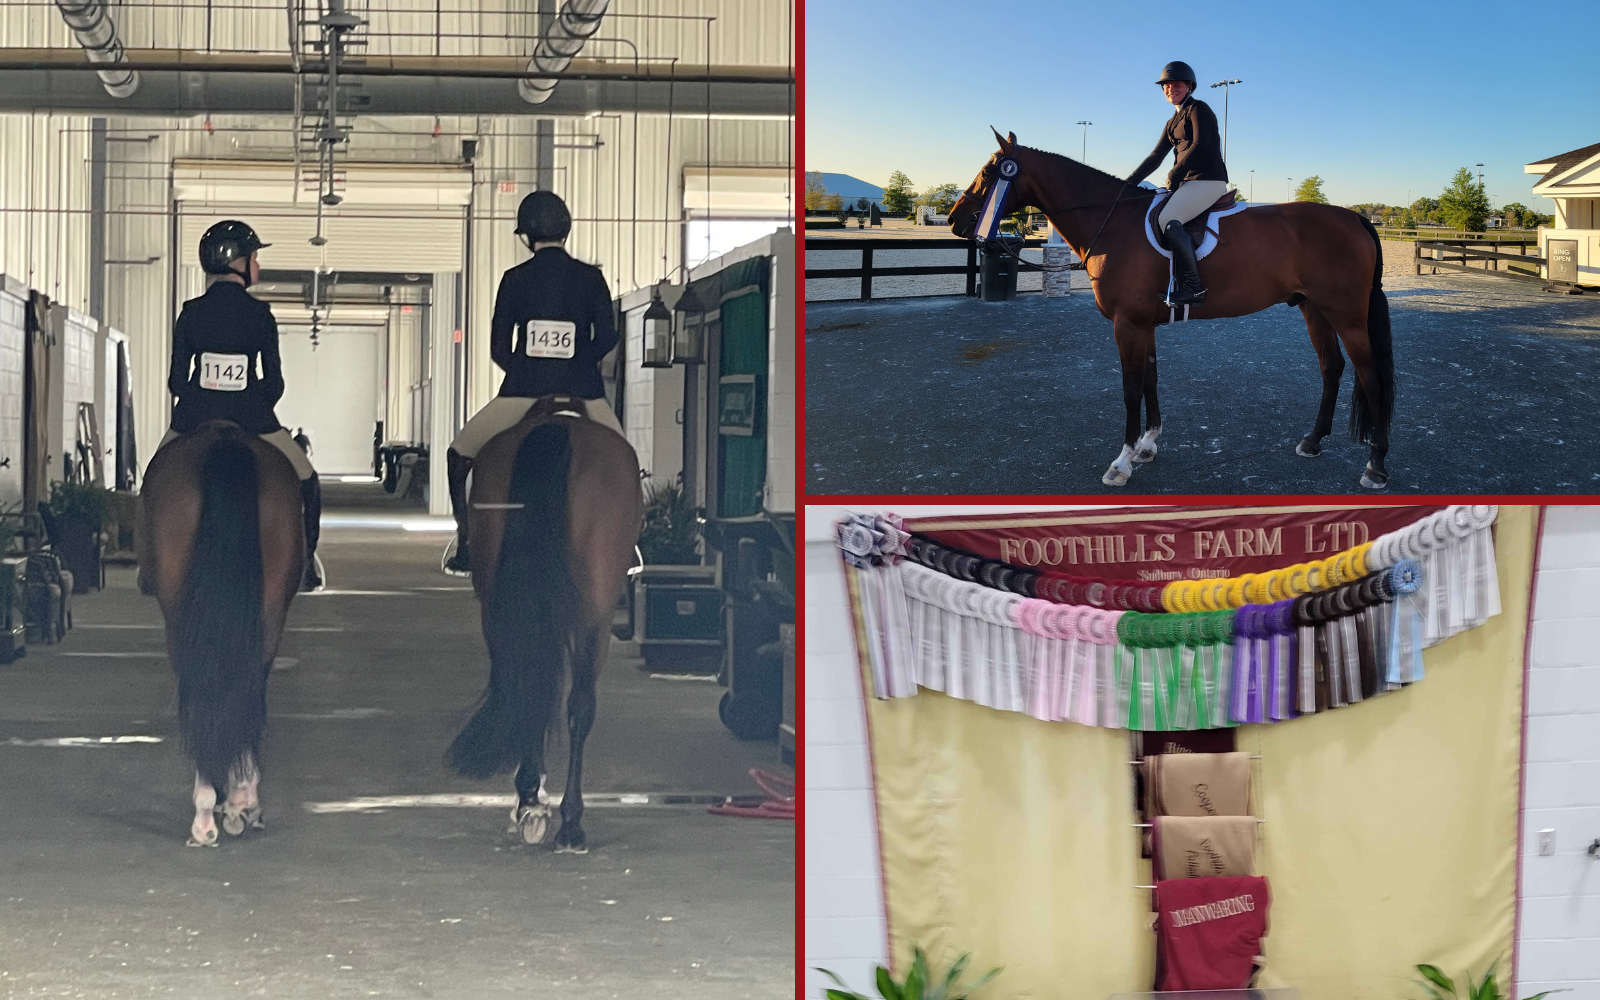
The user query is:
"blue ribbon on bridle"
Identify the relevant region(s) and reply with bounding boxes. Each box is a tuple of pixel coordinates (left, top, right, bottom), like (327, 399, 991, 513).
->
(973, 156, 1020, 245)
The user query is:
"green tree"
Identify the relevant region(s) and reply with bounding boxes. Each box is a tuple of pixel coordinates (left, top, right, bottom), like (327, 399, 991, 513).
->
(821, 192, 843, 212)
(1411, 196, 1439, 216)
(804, 171, 826, 211)
(918, 182, 962, 214)
(1438, 166, 1491, 232)
(881, 170, 917, 215)
(1398, 209, 1415, 229)
(1293, 175, 1328, 203)
(854, 197, 871, 212)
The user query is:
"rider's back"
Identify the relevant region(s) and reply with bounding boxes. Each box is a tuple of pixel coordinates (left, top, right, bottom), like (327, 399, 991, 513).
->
(491, 247, 617, 401)
(169, 281, 284, 434)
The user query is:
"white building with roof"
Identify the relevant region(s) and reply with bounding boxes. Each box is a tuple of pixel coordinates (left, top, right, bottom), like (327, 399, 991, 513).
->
(1524, 141, 1600, 286)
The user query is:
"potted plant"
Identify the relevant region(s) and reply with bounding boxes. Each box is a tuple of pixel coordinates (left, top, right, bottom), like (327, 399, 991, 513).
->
(817, 947, 1001, 1000)
(1413, 962, 1565, 1000)
(638, 477, 700, 565)
(629, 477, 719, 672)
(45, 480, 111, 594)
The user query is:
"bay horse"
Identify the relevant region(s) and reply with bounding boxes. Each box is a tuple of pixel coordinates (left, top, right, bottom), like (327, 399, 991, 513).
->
(948, 129, 1395, 490)
(140, 421, 303, 846)
(445, 396, 642, 854)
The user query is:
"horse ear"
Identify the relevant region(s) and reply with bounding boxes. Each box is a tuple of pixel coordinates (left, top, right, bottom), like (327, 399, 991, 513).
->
(1007, 131, 1017, 146)
(991, 126, 1012, 152)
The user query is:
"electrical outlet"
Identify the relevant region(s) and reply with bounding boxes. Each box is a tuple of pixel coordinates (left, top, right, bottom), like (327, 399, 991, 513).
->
(1538, 829, 1555, 856)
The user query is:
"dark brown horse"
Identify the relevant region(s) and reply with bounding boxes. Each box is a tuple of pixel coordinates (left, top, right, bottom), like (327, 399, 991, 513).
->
(445, 396, 642, 854)
(140, 420, 303, 846)
(948, 130, 1395, 490)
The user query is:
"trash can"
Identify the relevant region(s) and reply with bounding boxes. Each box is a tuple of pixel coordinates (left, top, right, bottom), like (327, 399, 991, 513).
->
(979, 236, 1022, 301)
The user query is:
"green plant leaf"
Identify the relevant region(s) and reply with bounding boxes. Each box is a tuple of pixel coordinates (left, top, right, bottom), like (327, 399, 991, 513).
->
(827, 990, 869, 1000)
(1419, 964, 1458, 999)
(1416, 980, 1452, 1000)
(910, 948, 930, 1000)
(931, 952, 971, 1000)
(957, 966, 1002, 998)
(817, 969, 853, 989)
(1520, 990, 1571, 1000)
(903, 963, 925, 1000)
(876, 964, 904, 1000)
(1472, 962, 1500, 1000)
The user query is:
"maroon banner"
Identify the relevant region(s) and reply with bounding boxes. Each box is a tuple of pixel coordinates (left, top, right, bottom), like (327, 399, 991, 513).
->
(908, 504, 1447, 582)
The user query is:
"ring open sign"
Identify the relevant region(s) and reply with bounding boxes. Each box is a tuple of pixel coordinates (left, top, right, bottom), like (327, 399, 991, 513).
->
(718, 374, 758, 437)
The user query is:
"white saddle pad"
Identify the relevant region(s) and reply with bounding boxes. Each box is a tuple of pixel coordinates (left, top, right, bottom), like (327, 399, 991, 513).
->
(1143, 189, 1252, 262)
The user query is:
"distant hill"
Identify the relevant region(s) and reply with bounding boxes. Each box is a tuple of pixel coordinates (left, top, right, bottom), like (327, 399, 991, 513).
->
(816, 172, 884, 207)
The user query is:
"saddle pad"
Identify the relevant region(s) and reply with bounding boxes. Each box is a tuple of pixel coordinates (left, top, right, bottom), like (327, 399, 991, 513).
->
(199, 352, 250, 392)
(522, 319, 577, 359)
(1144, 190, 1251, 262)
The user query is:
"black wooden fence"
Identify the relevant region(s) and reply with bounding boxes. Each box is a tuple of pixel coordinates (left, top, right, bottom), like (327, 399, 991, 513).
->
(804, 237, 1052, 301)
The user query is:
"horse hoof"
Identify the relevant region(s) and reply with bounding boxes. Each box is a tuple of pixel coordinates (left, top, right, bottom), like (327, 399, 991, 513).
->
(186, 828, 219, 848)
(221, 811, 245, 837)
(1360, 466, 1388, 490)
(1132, 448, 1157, 464)
(1101, 468, 1129, 487)
(244, 807, 265, 831)
(516, 805, 551, 845)
(1296, 439, 1321, 458)
(553, 828, 588, 855)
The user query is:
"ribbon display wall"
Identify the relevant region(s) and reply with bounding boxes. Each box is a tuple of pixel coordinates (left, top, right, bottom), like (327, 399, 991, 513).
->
(840, 506, 1500, 732)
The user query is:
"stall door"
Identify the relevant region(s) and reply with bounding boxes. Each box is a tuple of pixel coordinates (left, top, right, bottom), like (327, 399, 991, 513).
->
(277, 325, 380, 475)
(717, 287, 767, 518)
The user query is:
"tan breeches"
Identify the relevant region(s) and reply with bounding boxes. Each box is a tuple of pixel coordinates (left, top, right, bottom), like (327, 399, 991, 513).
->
(449, 396, 625, 459)
(1158, 179, 1231, 229)
(159, 427, 316, 480)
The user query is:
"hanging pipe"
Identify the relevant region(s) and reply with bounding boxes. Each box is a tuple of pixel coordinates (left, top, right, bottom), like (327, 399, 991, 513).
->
(517, 0, 609, 105)
(52, 0, 138, 98)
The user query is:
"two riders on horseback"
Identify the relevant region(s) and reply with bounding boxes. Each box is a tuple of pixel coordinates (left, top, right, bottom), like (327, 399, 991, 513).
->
(1125, 60, 1229, 306)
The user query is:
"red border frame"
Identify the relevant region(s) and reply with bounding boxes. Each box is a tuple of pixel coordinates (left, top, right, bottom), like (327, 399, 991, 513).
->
(793, 2, 805, 997)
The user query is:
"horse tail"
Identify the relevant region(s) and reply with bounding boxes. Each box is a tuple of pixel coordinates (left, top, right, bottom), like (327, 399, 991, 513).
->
(447, 422, 579, 779)
(171, 432, 266, 791)
(1349, 214, 1395, 444)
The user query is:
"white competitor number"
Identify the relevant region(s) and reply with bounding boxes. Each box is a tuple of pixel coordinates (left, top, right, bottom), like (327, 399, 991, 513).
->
(199, 352, 250, 392)
(523, 319, 577, 359)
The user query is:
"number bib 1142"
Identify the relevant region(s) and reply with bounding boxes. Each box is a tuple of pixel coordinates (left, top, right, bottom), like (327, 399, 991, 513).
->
(199, 352, 250, 392)
(523, 319, 577, 359)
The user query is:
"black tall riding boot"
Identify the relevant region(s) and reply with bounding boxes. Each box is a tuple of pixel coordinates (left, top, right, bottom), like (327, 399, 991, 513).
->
(300, 473, 323, 591)
(1163, 219, 1208, 305)
(444, 448, 473, 575)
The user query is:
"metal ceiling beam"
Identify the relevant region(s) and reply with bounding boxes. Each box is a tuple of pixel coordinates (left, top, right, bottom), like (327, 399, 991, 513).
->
(0, 49, 793, 117)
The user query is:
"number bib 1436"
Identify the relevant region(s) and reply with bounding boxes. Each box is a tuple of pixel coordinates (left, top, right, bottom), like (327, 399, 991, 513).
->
(199, 352, 250, 392)
(523, 319, 577, 359)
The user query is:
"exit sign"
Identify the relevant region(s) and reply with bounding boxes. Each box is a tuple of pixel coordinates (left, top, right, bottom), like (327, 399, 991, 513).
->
(499, 181, 517, 194)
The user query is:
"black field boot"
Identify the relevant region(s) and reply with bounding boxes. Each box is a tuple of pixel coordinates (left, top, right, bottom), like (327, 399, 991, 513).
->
(300, 473, 323, 591)
(1164, 219, 1208, 305)
(444, 448, 473, 576)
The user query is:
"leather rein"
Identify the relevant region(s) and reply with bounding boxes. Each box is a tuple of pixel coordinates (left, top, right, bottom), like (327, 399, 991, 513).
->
(974, 158, 1151, 274)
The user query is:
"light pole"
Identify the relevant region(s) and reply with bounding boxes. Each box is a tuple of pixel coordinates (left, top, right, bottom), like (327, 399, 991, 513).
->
(1209, 78, 1242, 161)
(1287, 177, 1292, 203)
(1249, 169, 1254, 202)
(1076, 121, 1093, 163)
(1476, 163, 1484, 190)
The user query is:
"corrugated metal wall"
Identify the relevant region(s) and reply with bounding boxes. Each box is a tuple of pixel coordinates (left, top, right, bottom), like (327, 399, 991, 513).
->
(0, 0, 792, 477)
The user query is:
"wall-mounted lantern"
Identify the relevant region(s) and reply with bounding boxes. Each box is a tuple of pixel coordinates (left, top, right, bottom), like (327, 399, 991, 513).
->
(641, 286, 673, 368)
(672, 286, 705, 365)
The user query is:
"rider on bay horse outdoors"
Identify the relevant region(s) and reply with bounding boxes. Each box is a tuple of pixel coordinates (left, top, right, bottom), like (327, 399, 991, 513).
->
(160, 220, 323, 591)
(443, 190, 625, 575)
(1125, 61, 1229, 306)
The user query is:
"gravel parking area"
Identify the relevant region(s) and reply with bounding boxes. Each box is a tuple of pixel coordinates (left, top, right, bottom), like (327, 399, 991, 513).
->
(805, 269, 1600, 495)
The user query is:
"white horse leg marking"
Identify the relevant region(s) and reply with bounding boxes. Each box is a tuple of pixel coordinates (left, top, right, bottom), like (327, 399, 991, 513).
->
(1133, 425, 1162, 464)
(1101, 444, 1137, 487)
(188, 772, 219, 847)
(222, 753, 263, 835)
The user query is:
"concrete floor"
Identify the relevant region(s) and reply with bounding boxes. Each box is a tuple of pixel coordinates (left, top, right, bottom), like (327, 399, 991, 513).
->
(0, 505, 792, 999)
(805, 270, 1600, 493)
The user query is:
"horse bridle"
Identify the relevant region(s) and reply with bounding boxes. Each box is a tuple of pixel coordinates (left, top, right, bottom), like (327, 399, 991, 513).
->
(970, 156, 1151, 273)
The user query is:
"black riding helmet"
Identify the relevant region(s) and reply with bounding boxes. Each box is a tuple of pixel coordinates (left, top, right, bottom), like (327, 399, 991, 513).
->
(198, 220, 269, 283)
(1156, 61, 1197, 87)
(514, 190, 572, 245)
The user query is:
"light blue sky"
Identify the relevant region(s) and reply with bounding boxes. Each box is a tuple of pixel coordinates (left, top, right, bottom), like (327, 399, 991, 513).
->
(805, 0, 1597, 212)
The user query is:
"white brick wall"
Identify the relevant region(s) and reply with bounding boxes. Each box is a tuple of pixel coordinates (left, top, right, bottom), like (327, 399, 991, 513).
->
(804, 536, 889, 999)
(1519, 505, 1600, 1000)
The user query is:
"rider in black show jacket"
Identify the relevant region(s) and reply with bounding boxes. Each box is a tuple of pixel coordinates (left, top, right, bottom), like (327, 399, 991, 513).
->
(1126, 93, 1228, 192)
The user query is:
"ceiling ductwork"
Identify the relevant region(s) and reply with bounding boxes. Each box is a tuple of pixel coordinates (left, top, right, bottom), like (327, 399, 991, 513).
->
(0, 51, 791, 117)
(518, 0, 608, 106)
(51, 0, 138, 98)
